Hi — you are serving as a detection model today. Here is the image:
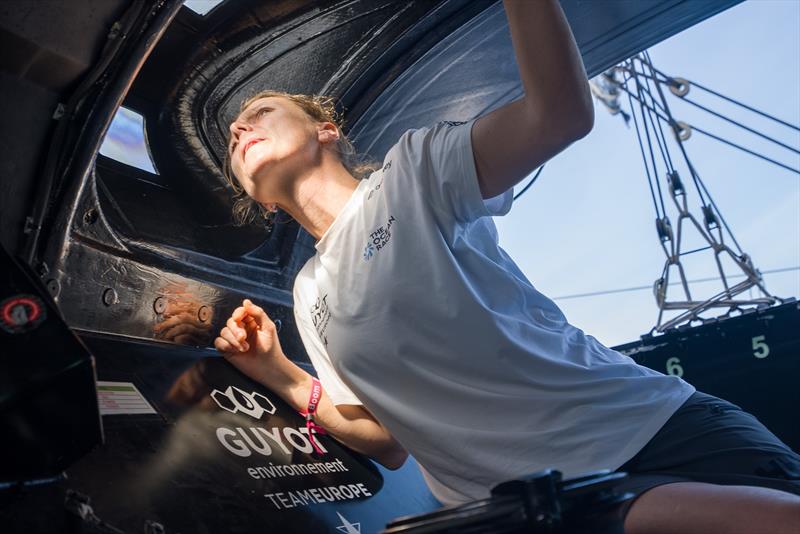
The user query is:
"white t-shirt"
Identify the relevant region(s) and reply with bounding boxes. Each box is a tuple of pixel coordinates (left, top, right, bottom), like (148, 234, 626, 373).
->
(292, 119, 695, 506)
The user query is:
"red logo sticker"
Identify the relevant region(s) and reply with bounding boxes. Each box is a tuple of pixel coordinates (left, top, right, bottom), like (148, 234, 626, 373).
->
(0, 295, 46, 334)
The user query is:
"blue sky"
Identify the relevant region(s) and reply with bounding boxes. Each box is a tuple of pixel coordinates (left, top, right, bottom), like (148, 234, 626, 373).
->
(99, 106, 156, 173)
(495, 0, 800, 347)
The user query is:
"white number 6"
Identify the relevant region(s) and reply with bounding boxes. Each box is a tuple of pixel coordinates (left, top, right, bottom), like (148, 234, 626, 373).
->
(666, 357, 684, 377)
(752, 335, 769, 359)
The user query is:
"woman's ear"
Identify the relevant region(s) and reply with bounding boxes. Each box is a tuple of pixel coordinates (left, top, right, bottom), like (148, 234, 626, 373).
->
(317, 122, 340, 145)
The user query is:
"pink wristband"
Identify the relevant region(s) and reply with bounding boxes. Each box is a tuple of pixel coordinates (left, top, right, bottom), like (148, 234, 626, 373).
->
(301, 377, 327, 454)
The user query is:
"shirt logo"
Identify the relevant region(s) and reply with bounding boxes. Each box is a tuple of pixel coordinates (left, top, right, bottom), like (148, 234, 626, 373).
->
(363, 215, 396, 261)
(310, 294, 331, 346)
(439, 120, 466, 127)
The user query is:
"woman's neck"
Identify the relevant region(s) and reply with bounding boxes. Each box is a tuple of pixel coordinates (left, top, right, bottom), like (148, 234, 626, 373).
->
(277, 158, 360, 242)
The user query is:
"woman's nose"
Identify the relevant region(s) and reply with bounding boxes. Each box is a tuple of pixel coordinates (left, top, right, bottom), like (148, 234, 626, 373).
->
(229, 119, 251, 138)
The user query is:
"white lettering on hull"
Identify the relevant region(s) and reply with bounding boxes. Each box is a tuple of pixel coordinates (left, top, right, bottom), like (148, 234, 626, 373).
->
(264, 484, 374, 509)
(216, 426, 328, 457)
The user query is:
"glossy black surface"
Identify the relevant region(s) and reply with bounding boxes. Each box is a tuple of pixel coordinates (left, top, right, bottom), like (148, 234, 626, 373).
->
(0, 245, 102, 482)
(614, 300, 800, 452)
(3, 333, 440, 533)
(384, 470, 632, 534)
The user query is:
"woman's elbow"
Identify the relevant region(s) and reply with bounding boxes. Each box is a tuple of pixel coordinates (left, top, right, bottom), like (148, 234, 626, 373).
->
(573, 103, 595, 139)
(563, 100, 594, 141)
(377, 444, 408, 470)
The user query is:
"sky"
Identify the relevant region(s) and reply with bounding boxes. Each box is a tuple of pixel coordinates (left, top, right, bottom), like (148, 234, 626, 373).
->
(494, 0, 800, 347)
(100, 0, 799, 348)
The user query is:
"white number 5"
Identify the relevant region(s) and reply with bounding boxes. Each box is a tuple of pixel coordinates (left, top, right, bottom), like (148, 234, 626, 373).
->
(752, 335, 769, 359)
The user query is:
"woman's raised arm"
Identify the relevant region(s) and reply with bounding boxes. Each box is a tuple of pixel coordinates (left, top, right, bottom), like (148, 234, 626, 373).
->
(472, 0, 594, 199)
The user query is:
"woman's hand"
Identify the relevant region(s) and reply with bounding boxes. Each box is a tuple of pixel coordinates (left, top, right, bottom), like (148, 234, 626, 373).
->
(214, 299, 288, 385)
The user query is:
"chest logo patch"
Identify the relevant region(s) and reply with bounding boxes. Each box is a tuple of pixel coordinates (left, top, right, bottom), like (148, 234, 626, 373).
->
(363, 215, 396, 261)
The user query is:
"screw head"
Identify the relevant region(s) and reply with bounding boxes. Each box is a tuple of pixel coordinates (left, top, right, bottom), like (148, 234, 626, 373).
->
(102, 288, 117, 307)
(83, 208, 98, 225)
(153, 296, 167, 314)
(46, 278, 60, 297)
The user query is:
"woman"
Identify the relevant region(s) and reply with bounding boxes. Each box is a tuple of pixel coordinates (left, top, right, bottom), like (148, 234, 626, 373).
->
(214, 1, 800, 532)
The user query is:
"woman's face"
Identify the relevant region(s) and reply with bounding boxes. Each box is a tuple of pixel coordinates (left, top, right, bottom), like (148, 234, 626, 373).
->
(227, 96, 321, 203)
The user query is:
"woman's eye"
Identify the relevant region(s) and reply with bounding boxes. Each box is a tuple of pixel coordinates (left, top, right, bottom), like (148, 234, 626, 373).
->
(256, 108, 270, 119)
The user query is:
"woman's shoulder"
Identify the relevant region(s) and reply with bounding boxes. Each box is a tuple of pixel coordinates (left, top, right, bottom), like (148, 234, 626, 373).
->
(389, 119, 473, 162)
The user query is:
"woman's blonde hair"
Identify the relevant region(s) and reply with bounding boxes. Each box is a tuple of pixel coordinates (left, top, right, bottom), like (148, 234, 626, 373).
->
(222, 90, 380, 226)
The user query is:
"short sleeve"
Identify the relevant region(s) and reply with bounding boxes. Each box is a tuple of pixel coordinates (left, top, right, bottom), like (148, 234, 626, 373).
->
(292, 272, 364, 406)
(395, 119, 513, 223)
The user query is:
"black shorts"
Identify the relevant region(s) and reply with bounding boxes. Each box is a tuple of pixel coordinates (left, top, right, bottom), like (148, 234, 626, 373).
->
(614, 391, 800, 511)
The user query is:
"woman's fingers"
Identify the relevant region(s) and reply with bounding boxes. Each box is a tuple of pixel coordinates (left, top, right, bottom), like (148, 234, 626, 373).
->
(243, 315, 259, 331)
(231, 305, 247, 322)
(214, 336, 234, 353)
(214, 301, 273, 355)
(220, 326, 247, 352)
(243, 299, 272, 329)
(226, 316, 246, 341)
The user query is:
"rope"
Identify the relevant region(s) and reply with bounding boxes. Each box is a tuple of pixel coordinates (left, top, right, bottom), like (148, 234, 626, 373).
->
(513, 164, 546, 201)
(551, 266, 799, 301)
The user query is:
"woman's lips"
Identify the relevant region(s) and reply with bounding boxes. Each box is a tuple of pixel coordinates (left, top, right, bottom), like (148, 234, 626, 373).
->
(243, 138, 264, 157)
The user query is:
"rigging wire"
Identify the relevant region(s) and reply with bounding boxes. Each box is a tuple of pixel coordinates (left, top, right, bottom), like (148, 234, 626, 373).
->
(690, 124, 800, 175)
(638, 62, 676, 176)
(551, 266, 799, 301)
(630, 56, 800, 166)
(587, 53, 793, 328)
(513, 164, 546, 200)
(638, 54, 711, 208)
(648, 65, 800, 132)
(625, 85, 662, 218)
(642, 66, 676, 173)
(679, 94, 800, 154)
(615, 84, 800, 176)
(633, 65, 668, 216)
(636, 56, 746, 255)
